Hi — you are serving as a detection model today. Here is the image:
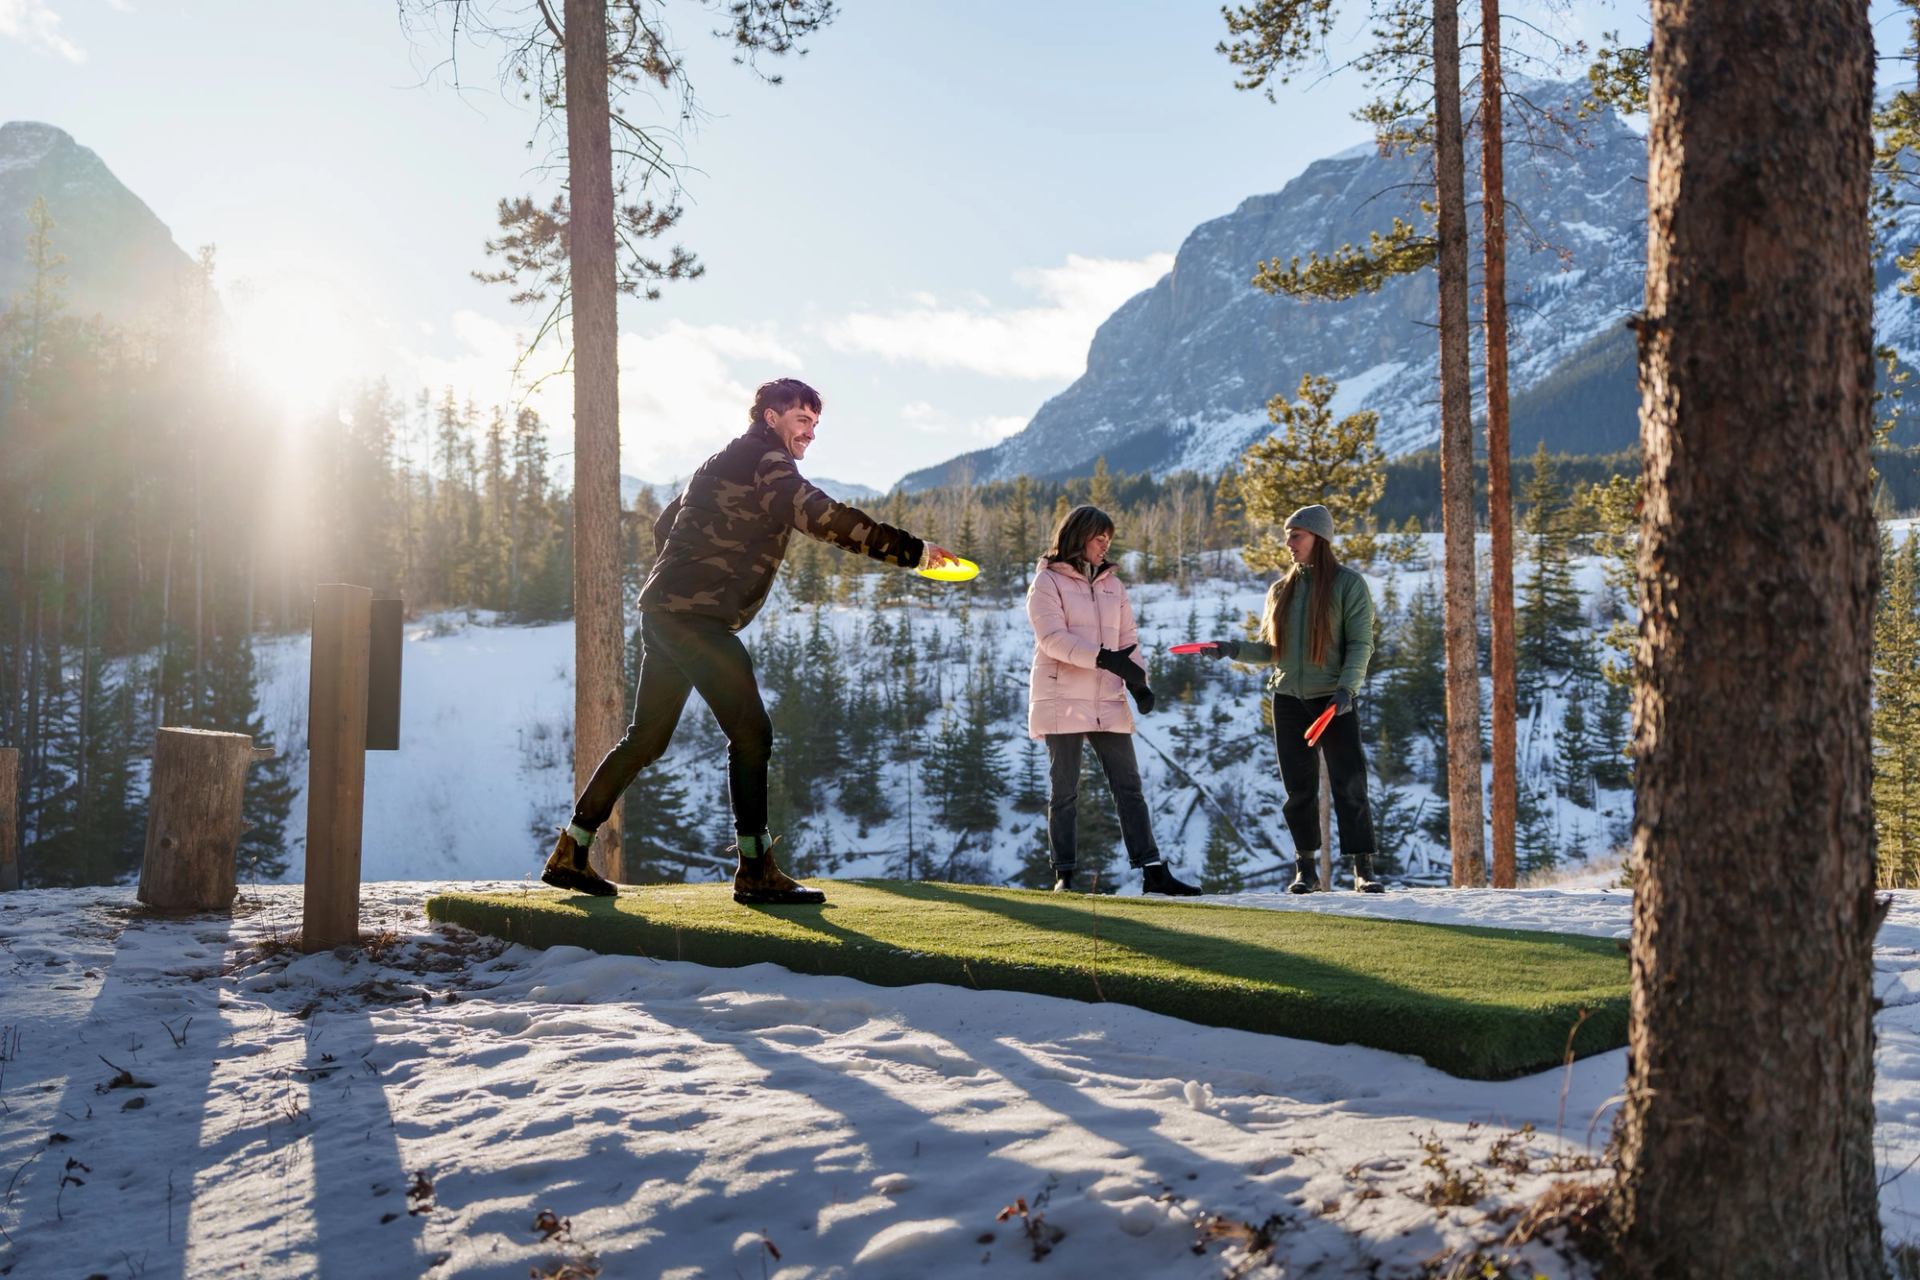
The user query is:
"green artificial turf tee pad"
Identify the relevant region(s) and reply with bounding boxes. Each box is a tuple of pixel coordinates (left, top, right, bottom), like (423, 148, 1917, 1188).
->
(426, 881, 1629, 1080)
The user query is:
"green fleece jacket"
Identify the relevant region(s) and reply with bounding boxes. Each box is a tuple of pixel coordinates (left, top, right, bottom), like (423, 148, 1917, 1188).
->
(1237, 565, 1375, 698)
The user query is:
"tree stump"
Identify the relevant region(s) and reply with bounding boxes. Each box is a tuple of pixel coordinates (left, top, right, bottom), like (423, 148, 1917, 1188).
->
(138, 728, 257, 911)
(0, 747, 17, 891)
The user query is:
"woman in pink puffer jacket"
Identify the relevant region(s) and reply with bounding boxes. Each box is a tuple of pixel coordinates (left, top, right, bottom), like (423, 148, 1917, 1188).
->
(1027, 505, 1200, 897)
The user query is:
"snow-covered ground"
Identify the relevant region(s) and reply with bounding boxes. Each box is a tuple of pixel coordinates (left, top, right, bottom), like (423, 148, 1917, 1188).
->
(5, 880, 1920, 1278)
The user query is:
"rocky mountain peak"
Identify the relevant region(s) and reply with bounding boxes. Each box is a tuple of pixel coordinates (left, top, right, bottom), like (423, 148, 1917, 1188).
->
(903, 79, 1653, 488)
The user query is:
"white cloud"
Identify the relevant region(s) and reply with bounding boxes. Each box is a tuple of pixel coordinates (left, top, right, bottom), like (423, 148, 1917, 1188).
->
(399, 311, 804, 482)
(819, 251, 1174, 381)
(614, 321, 802, 478)
(0, 0, 86, 61)
(899, 400, 1028, 444)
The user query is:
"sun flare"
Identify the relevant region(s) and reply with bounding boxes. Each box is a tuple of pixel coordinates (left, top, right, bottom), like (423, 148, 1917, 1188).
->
(224, 270, 372, 421)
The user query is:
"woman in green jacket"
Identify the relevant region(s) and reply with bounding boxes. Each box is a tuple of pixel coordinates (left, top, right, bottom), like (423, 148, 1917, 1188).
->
(1199, 504, 1383, 894)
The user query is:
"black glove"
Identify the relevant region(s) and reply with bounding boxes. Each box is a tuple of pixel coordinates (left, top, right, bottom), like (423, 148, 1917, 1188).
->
(1130, 683, 1156, 715)
(1095, 644, 1139, 679)
(1333, 688, 1354, 716)
(1202, 639, 1241, 661)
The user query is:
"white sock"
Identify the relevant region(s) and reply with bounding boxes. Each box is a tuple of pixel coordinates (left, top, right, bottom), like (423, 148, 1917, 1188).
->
(566, 823, 595, 847)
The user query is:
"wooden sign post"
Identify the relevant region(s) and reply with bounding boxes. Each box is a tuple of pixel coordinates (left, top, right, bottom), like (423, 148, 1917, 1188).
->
(303, 584, 372, 951)
(0, 747, 17, 892)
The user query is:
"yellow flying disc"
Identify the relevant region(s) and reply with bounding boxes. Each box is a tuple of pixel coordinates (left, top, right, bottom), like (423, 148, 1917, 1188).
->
(916, 556, 980, 583)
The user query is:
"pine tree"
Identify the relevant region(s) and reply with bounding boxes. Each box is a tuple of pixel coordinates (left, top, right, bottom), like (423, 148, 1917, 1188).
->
(1005, 474, 1036, 583)
(1199, 815, 1245, 893)
(1234, 372, 1387, 572)
(1876, 532, 1920, 886)
(621, 759, 703, 881)
(1365, 780, 1412, 877)
(1380, 581, 1448, 792)
(1516, 443, 1585, 713)
(1556, 679, 1598, 810)
(839, 684, 893, 832)
(1210, 471, 1247, 567)
(1015, 827, 1056, 889)
(1012, 735, 1048, 813)
(1089, 456, 1115, 510)
(1075, 750, 1123, 893)
(1515, 778, 1559, 877)
(200, 622, 293, 880)
(1594, 674, 1634, 791)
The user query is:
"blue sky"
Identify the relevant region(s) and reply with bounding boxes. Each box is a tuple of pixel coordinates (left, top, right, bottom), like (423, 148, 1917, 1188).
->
(1, 0, 1686, 488)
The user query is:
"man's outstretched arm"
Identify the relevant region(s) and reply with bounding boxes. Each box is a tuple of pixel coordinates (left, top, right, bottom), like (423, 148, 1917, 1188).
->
(755, 450, 956, 568)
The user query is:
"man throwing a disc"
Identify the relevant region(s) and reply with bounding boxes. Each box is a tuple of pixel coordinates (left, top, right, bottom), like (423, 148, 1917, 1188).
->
(542, 378, 957, 905)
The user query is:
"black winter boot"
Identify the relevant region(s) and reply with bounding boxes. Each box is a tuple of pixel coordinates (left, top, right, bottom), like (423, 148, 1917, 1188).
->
(1287, 853, 1321, 895)
(541, 828, 617, 897)
(1141, 862, 1202, 896)
(1352, 851, 1386, 894)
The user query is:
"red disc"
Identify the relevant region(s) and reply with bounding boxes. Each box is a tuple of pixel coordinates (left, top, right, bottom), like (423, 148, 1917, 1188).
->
(1304, 703, 1337, 746)
(1167, 642, 1217, 654)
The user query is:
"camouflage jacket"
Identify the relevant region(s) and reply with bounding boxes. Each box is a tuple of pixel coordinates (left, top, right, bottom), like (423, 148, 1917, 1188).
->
(638, 422, 925, 630)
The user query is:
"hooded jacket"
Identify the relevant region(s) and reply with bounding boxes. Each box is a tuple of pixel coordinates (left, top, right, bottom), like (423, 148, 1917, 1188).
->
(1026, 557, 1143, 739)
(639, 421, 924, 631)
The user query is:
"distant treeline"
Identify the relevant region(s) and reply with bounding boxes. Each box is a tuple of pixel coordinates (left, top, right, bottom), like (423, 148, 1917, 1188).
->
(1369, 446, 1920, 526)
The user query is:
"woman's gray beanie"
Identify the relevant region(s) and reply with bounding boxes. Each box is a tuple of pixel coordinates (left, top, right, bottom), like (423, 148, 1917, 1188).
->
(1284, 504, 1336, 542)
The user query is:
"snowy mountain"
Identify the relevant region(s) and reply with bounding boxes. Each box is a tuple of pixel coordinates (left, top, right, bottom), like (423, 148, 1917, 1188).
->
(903, 77, 1920, 489)
(0, 121, 195, 324)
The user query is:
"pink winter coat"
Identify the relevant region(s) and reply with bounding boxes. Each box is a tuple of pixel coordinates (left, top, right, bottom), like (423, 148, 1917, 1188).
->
(1026, 557, 1143, 739)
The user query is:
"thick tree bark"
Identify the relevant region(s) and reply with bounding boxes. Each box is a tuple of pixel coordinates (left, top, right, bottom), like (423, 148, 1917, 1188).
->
(566, 0, 625, 882)
(1481, 0, 1517, 888)
(139, 727, 255, 912)
(0, 747, 18, 891)
(1433, 0, 1486, 887)
(1609, 2, 1883, 1274)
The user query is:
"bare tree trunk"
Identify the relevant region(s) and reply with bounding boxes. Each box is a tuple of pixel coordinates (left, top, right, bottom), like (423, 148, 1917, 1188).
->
(0, 747, 17, 891)
(1317, 758, 1332, 888)
(1433, 0, 1485, 887)
(24, 575, 39, 837)
(1609, 2, 1882, 1273)
(1480, 0, 1517, 889)
(157, 525, 172, 729)
(566, 0, 625, 881)
(78, 521, 93, 804)
(11, 519, 28, 745)
(192, 449, 205, 721)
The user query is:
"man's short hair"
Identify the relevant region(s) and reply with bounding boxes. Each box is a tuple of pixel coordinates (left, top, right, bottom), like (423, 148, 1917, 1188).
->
(750, 378, 822, 427)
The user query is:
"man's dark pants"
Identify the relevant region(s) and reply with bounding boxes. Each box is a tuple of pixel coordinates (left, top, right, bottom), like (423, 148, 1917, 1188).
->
(571, 611, 772, 836)
(1271, 692, 1376, 856)
(1044, 731, 1159, 876)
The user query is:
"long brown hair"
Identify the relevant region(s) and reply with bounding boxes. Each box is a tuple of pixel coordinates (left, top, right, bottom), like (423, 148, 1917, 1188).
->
(1043, 505, 1115, 564)
(1259, 532, 1341, 664)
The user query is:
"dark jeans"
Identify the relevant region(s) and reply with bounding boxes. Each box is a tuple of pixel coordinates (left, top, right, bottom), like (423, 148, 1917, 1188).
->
(1045, 732, 1159, 874)
(571, 611, 772, 837)
(1272, 693, 1376, 857)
